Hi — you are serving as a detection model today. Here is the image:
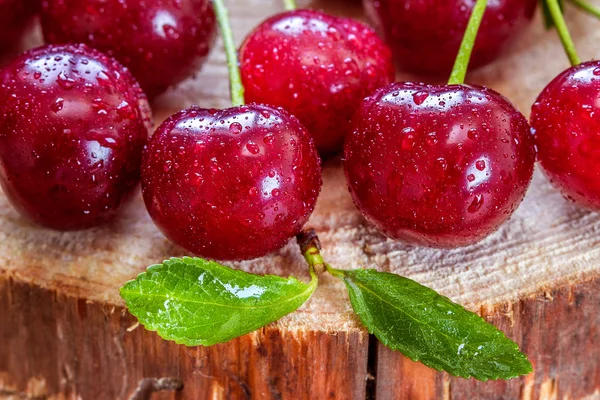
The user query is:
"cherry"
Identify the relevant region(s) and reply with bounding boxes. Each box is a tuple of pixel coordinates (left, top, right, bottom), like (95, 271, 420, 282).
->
(40, 0, 217, 98)
(142, 104, 322, 260)
(531, 61, 600, 210)
(363, 0, 537, 76)
(239, 9, 394, 155)
(0, 0, 39, 57)
(344, 83, 535, 247)
(141, 0, 322, 261)
(0, 44, 151, 230)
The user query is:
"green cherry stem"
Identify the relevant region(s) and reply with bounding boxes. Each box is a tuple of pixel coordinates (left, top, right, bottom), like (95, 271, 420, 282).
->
(211, 0, 245, 106)
(283, 0, 297, 11)
(447, 0, 488, 85)
(296, 229, 348, 282)
(546, 0, 581, 66)
(568, 0, 600, 21)
(297, 229, 325, 280)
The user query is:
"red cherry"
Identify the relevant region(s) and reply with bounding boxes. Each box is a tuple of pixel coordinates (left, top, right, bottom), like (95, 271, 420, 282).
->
(0, 0, 38, 57)
(0, 44, 151, 230)
(531, 61, 600, 210)
(40, 0, 217, 98)
(364, 0, 537, 76)
(142, 104, 322, 260)
(344, 82, 535, 248)
(239, 9, 394, 155)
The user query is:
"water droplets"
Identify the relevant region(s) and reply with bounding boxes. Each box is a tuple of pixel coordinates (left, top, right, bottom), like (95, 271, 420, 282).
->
(245, 140, 260, 154)
(57, 71, 76, 90)
(50, 98, 64, 113)
(229, 122, 242, 134)
(468, 194, 484, 213)
(401, 127, 416, 150)
(467, 128, 479, 140)
(412, 91, 429, 105)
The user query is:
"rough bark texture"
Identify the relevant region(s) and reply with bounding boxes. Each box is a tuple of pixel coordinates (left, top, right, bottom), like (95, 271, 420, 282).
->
(0, 277, 369, 399)
(2, 0, 600, 399)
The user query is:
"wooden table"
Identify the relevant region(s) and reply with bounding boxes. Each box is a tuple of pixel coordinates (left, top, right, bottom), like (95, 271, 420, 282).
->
(1, 0, 600, 398)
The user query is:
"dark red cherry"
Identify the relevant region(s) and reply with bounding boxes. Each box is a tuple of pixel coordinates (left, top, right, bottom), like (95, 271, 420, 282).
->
(142, 104, 322, 261)
(239, 9, 394, 155)
(0, 0, 39, 57)
(344, 82, 535, 248)
(531, 61, 600, 210)
(0, 44, 151, 230)
(364, 0, 537, 76)
(40, 0, 217, 98)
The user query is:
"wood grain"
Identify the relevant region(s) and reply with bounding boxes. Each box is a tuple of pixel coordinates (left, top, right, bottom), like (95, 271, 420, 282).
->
(2, 0, 600, 398)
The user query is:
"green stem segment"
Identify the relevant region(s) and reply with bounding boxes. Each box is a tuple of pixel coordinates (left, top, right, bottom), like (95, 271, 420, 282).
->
(447, 0, 488, 85)
(297, 229, 326, 279)
(282, 0, 297, 11)
(211, 0, 245, 106)
(547, 0, 581, 66)
(569, 0, 600, 20)
(297, 229, 347, 282)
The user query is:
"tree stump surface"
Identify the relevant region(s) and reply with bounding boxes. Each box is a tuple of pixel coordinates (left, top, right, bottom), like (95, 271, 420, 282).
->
(2, 0, 600, 399)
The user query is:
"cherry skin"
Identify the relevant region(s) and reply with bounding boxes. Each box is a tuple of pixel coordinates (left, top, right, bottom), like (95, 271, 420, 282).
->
(0, 0, 39, 57)
(142, 104, 322, 261)
(344, 82, 535, 248)
(531, 61, 600, 210)
(239, 9, 394, 156)
(363, 0, 537, 76)
(0, 44, 151, 230)
(40, 0, 217, 98)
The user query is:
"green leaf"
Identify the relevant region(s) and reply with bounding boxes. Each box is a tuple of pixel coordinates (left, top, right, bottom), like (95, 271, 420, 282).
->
(540, 0, 564, 28)
(121, 257, 317, 346)
(338, 269, 533, 381)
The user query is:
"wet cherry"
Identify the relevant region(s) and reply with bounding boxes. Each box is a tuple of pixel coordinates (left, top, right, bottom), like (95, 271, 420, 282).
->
(142, 104, 322, 260)
(0, 0, 39, 57)
(40, 0, 217, 98)
(239, 9, 394, 155)
(0, 44, 151, 230)
(531, 61, 600, 210)
(363, 0, 537, 76)
(344, 82, 536, 247)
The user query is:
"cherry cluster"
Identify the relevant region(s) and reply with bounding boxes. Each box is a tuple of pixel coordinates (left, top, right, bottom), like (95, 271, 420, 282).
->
(0, 0, 597, 261)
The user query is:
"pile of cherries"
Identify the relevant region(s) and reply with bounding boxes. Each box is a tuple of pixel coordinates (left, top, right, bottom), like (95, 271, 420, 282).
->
(0, 0, 598, 261)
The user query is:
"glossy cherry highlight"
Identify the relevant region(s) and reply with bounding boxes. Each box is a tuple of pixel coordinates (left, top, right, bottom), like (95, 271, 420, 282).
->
(363, 0, 537, 76)
(239, 9, 394, 155)
(40, 0, 217, 98)
(0, 44, 151, 230)
(142, 105, 322, 260)
(531, 61, 600, 210)
(344, 83, 535, 247)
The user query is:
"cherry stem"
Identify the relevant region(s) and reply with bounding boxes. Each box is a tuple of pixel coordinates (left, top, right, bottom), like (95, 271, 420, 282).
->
(546, 0, 581, 66)
(568, 0, 600, 24)
(211, 0, 245, 106)
(296, 229, 347, 281)
(283, 0, 297, 11)
(447, 0, 488, 85)
(297, 229, 326, 277)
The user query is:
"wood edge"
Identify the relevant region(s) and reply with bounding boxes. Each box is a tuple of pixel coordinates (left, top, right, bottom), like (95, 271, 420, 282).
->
(0, 275, 371, 399)
(3, 257, 600, 315)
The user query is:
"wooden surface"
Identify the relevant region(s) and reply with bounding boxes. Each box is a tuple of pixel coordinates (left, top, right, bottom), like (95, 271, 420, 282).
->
(2, 0, 600, 398)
